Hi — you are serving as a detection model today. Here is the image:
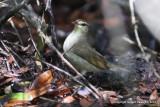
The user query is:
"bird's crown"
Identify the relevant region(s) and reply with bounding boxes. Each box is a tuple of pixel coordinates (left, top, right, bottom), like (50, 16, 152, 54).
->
(72, 19, 89, 27)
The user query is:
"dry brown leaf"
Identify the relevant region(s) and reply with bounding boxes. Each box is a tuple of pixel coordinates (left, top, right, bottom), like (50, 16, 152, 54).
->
(4, 100, 29, 107)
(62, 96, 75, 103)
(47, 87, 73, 98)
(29, 84, 51, 99)
(31, 70, 54, 89)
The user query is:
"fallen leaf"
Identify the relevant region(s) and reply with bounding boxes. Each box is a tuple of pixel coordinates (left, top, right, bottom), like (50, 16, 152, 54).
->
(29, 84, 51, 99)
(47, 87, 73, 98)
(31, 70, 54, 89)
(61, 96, 75, 103)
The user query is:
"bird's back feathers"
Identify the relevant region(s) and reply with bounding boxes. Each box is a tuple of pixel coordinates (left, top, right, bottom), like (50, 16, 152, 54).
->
(64, 43, 109, 72)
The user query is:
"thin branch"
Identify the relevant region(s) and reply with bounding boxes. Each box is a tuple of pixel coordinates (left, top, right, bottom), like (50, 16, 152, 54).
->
(0, 47, 9, 57)
(45, 0, 58, 47)
(1, 40, 25, 67)
(39, 97, 58, 103)
(0, 40, 32, 79)
(23, 17, 41, 58)
(4, 57, 11, 72)
(123, 36, 160, 56)
(0, 0, 30, 28)
(129, 0, 145, 54)
(41, 60, 100, 99)
(8, 18, 24, 45)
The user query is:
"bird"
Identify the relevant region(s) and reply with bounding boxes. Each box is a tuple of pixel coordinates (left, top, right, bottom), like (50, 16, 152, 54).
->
(63, 19, 109, 73)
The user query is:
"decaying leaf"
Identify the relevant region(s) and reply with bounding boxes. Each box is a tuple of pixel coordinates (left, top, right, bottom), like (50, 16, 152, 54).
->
(29, 84, 51, 100)
(30, 70, 54, 89)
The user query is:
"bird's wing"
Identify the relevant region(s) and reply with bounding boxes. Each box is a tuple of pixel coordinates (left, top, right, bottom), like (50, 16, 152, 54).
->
(64, 51, 100, 72)
(68, 44, 109, 70)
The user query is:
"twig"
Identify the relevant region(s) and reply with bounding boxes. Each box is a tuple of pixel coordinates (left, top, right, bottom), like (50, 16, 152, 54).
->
(1, 40, 24, 67)
(39, 97, 58, 103)
(0, 1, 8, 8)
(0, 40, 9, 52)
(123, 36, 160, 56)
(41, 60, 100, 99)
(0, 0, 30, 28)
(45, 0, 58, 47)
(1, 40, 33, 79)
(3, 40, 30, 52)
(129, 0, 145, 54)
(23, 17, 41, 58)
(4, 57, 11, 72)
(8, 18, 24, 45)
(45, 0, 58, 48)
(0, 47, 9, 57)
(36, 0, 40, 6)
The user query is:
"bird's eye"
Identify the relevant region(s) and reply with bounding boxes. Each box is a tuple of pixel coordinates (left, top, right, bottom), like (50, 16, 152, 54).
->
(81, 23, 87, 26)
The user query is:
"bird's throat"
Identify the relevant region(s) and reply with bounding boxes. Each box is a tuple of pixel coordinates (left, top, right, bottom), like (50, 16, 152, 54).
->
(63, 27, 88, 52)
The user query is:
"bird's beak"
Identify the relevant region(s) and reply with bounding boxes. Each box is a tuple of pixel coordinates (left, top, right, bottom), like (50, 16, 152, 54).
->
(72, 20, 77, 25)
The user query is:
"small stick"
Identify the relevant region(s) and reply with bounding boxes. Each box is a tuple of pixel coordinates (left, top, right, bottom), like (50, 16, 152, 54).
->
(123, 36, 160, 56)
(8, 18, 24, 45)
(4, 57, 11, 72)
(1, 40, 23, 67)
(41, 60, 100, 99)
(129, 0, 145, 54)
(44, 0, 59, 48)
(39, 97, 58, 103)
(0, 47, 9, 57)
(23, 17, 41, 58)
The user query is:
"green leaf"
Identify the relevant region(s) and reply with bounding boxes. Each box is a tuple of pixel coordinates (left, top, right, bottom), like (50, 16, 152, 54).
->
(9, 92, 33, 101)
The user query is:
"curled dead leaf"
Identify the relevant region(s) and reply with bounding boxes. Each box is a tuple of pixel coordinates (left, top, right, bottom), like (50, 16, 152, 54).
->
(31, 70, 54, 89)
